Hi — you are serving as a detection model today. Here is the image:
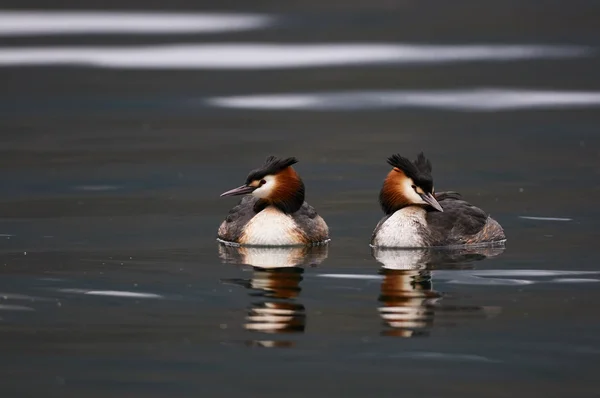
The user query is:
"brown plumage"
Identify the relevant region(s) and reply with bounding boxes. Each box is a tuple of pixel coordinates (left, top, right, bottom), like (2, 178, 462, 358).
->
(380, 168, 413, 214)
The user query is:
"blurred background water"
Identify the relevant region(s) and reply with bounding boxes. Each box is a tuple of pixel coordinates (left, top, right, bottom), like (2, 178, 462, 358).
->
(0, 1, 599, 397)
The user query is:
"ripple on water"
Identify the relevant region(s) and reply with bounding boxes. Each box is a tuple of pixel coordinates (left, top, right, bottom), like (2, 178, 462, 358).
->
(209, 89, 600, 111)
(0, 11, 274, 36)
(58, 289, 164, 299)
(0, 44, 590, 69)
(0, 304, 35, 311)
(73, 185, 120, 192)
(358, 351, 501, 363)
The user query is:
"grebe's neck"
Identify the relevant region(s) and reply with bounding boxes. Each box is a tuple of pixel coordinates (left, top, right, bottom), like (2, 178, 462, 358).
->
(379, 169, 412, 215)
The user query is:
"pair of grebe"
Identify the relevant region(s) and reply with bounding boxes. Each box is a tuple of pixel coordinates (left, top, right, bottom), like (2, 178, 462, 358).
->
(218, 154, 505, 248)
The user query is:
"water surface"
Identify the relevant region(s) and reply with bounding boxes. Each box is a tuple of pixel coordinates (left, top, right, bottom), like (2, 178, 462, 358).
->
(1, 1, 599, 397)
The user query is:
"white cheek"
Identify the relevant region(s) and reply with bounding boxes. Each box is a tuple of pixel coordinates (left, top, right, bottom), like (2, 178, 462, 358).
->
(252, 175, 276, 199)
(403, 180, 426, 205)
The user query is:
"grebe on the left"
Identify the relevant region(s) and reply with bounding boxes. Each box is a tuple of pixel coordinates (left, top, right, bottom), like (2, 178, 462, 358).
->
(218, 156, 329, 246)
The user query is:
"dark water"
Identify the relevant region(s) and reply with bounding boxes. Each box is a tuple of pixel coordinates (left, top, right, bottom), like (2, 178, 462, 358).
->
(1, 2, 600, 397)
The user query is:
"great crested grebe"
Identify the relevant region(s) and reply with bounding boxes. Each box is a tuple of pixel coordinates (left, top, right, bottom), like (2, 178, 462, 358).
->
(218, 156, 329, 246)
(371, 153, 506, 248)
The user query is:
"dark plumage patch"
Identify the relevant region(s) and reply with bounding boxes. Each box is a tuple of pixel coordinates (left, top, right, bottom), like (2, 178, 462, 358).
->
(387, 152, 434, 192)
(253, 198, 270, 213)
(218, 196, 258, 243)
(424, 192, 505, 245)
(245, 156, 299, 184)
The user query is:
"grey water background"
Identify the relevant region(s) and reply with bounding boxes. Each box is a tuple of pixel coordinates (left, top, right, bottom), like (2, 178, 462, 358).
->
(1, 1, 600, 397)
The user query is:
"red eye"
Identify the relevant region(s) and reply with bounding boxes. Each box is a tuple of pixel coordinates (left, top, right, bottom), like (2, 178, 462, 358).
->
(260, 179, 266, 185)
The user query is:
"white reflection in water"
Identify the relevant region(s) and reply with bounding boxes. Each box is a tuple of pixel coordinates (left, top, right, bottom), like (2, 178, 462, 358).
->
(210, 89, 600, 111)
(446, 277, 534, 286)
(317, 269, 600, 286)
(0, 304, 35, 311)
(384, 351, 500, 363)
(0, 11, 273, 36)
(451, 270, 600, 277)
(552, 278, 600, 283)
(83, 290, 163, 298)
(73, 185, 120, 192)
(0, 292, 53, 301)
(219, 245, 326, 268)
(219, 245, 326, 343)
(0, 44, 589, 69)
(434, 269, 600, 286)
(59, 288, 163, 299)
(519, 216, 573, 221)
(372, 247, 503, 338)
(317, 274, 382, 280)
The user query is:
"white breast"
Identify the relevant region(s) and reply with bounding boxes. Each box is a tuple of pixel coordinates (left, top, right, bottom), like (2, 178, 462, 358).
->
(372, 207, 427, 248)
(240, 206, 306, 246)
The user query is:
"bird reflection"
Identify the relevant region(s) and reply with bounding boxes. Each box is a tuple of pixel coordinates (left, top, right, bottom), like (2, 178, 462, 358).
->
(219, 244, 328, 347)
(372, 245, 505, 338)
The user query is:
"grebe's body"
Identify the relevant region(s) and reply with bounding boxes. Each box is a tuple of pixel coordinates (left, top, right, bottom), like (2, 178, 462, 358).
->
(372, 191, 505, 247)
(218, 196, 329, 246)
(371, 153, 505, 248)
(218, 156, 329, 246)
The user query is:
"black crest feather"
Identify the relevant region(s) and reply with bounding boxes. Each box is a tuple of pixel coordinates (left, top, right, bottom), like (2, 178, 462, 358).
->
(387, 152, 434, 192)
(245, 156, 299, 184)
(414, 152, 432, 175)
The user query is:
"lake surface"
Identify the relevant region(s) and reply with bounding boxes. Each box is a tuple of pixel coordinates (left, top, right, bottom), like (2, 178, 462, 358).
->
(1, 1, 599, 397)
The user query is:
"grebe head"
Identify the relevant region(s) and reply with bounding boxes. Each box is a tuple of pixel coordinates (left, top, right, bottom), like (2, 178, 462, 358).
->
(220, 156, 305, 213)
(379, 152, 443, 214)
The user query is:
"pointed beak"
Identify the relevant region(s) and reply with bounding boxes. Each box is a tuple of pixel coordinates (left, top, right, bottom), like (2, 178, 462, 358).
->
(220, 184, 255, 197)
(421, 192, 443, 212)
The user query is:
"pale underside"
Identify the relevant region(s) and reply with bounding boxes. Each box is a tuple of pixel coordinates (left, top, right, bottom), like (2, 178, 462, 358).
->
(371, 207, 427, 248)
(218, 197, 329, 246)
(240, 207, 307, 245)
